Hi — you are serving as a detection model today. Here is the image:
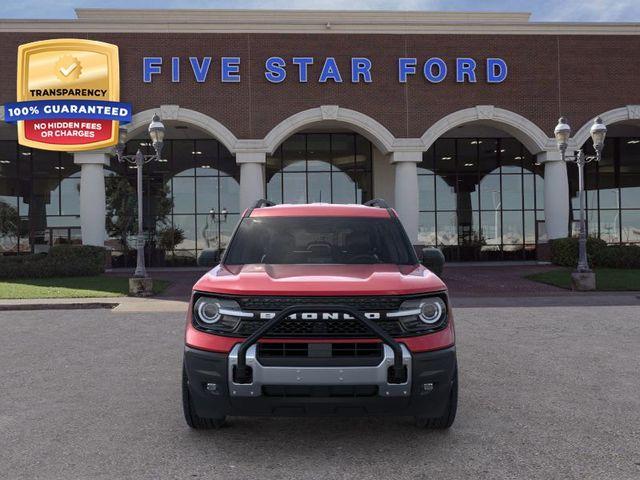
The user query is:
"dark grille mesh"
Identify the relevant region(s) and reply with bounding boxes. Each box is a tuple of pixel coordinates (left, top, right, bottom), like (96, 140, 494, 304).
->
(257, 342, 383, 358)
(237, 319, 393, 337)
(233, 295, 408, 338)
(236, 296, 406, 311)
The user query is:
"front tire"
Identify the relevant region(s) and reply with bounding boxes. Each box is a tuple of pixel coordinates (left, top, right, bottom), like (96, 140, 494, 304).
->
(415, 366, 458, 429)
(182, 366, 226, 429)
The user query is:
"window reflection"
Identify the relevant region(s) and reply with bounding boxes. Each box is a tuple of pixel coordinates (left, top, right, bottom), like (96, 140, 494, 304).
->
(266, 133, 372, 204)
(196, 177, 219, 214)
(308, 172, 331, 203)
(501, 175, 523, 210)
(282, 173, 307, 204)
(418, 211, 436, 246)
(60, 175, 80, 216)
(599, 210, 620, 243)
(172, 177, 195, 214)
(307, 134, 331, 171)
(112, 138, 241, 267)
(219, 176, 239, 213)
(437, 211, 457, 245)
(479, 175, 501, 211)
(419, 173, 435, 211)
(419, 137, 543, 260)
(0, 143, 86, 253)
(523, 174, 535, 210)
(569, 137, 640, 245)
(435, 176, 456, 210)
(621, 175, 640, 209)
(266, 172, 283, 204)
(621, 210, 640, 243)
(332, 171, 355, 204)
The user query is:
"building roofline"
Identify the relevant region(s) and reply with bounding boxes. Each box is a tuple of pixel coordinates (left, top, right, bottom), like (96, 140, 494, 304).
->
(75, 8, 531, 23)
(73, 9, 533, 23)
(0, 9, 638, 35)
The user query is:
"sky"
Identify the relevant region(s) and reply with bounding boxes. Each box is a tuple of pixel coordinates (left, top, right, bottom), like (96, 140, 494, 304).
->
(1, 0, 639, 22)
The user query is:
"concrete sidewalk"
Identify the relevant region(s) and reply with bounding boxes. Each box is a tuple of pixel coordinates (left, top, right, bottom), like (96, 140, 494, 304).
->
(0, 296, 189, 313)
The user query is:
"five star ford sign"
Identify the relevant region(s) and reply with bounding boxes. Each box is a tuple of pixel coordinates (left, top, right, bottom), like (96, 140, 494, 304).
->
(4, 39, 132, 152)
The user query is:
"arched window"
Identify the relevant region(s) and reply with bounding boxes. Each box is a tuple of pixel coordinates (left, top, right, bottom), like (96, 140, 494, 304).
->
(266, 133, 373, 204)
(569, 136, 640, 244)
(418, 137, 544, 261)
(106, 138, 240, 267)
(0, 141, 82, 253)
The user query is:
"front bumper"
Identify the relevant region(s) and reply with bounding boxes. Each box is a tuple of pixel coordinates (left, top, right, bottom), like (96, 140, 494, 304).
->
(184, 344, 456, 417)
(228, 343, 413, 398)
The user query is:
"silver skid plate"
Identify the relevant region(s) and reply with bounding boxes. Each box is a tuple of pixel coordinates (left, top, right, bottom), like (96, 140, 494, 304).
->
(228, 343, 411, 397)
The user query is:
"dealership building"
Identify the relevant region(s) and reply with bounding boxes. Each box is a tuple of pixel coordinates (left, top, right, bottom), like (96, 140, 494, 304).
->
(0, 9, 639, 265)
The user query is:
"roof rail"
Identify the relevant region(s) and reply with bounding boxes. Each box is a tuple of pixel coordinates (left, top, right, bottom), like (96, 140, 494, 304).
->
(252, 199, 276, 209)
(244, 198, 276, 218)
(364, 198, 398, 219)
(363, 198, 390, 209)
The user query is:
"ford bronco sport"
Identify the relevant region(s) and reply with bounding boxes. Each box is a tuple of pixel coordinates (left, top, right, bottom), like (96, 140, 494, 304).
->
(182, 199, 457, 429)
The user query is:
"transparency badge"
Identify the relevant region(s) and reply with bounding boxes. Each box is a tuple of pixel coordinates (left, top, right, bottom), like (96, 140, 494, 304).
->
(4, 39, 132, 151)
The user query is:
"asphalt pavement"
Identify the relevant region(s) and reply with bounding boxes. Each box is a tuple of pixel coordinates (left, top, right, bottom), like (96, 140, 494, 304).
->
(1, 305, 639, 479)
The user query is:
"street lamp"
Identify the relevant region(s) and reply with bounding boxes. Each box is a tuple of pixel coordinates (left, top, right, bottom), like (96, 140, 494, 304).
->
(113, 114, 165, 280)
(202, 207, 229, 249)
(554, 116, 607, 282)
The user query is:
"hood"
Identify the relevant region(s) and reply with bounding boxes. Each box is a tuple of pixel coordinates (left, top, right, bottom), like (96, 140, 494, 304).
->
(192, 263, 446, 296)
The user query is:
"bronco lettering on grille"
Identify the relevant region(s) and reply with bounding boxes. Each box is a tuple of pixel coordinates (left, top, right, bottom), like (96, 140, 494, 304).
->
(258, 312, 381, 320)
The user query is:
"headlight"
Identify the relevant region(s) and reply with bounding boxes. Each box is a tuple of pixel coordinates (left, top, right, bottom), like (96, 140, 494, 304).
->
(192, 296, 251, 332)
(418, 297, 446, 324)
(393, 296, 447, 332)
(195, 298, 221, 324)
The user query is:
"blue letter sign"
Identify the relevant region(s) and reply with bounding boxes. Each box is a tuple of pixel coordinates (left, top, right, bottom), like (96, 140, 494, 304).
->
(265, 56, 287, 83)
(319, 57, 343, 83)
(142, 56, 508, 84)
(487, 58, 508, 83)
(189, 57, 211, 83)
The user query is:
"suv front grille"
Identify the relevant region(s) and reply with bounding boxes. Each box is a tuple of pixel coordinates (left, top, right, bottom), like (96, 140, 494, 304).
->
(231, 295, 413, 338)
(192, 293, 448, 338)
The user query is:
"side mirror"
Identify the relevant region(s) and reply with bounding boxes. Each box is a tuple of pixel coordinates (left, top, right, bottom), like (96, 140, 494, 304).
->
(421, 247, 445, 277)
(197, 248, 221, 267)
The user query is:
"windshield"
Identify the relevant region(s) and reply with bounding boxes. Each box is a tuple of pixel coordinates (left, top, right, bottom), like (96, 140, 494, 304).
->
(224, 216, 417, 265)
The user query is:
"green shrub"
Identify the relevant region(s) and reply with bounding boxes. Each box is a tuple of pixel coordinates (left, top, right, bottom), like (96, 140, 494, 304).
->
(592, 244, 640, 268)
(157, 226, 185, 251)
(550, 237, 640, 268)
(0, 245, 106, 279)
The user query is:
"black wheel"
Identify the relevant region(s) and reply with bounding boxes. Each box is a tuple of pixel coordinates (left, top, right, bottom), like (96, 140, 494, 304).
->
(415, 366, 458, 429)
(182, 366, 226, 429)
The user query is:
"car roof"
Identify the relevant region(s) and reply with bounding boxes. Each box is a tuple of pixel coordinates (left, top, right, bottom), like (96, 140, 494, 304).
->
(248, 203, 393, 218)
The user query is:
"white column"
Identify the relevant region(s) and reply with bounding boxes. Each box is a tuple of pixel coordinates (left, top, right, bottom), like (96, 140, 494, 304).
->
(74, 151, 110, 246)
(538, 151, 569, 239)
(391, 151, 421, 244)
(373, 146, 395, 207)
(237, 151, 266, 212)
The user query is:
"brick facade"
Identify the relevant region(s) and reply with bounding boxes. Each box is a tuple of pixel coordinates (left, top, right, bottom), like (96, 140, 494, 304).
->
(1, 32, 638, 141)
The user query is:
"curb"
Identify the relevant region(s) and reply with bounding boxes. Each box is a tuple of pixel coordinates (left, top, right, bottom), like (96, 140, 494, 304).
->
(0, 302, 119, 312)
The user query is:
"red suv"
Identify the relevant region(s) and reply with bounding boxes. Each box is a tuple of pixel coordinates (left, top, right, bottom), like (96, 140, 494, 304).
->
(182, 199, 457, 429)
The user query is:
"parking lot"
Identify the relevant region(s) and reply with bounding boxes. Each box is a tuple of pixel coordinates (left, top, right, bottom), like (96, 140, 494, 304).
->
(1, 304, 639, 480)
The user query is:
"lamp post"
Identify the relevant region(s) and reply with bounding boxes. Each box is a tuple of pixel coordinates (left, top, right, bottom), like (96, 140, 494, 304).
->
(202, 207, 228, 249)
(553, 116, 607, 289)
(113, 114, 165, 288)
